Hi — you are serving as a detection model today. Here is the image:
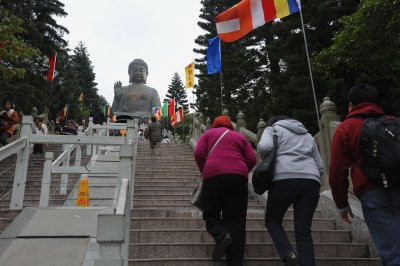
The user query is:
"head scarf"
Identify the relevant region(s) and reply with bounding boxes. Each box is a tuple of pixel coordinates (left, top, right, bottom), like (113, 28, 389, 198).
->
(213, 115, 233, 130)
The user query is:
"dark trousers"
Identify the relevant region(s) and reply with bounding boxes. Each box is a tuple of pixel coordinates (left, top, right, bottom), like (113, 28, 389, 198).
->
(33, 144, 44, 154)
(0, 131, 8, 146)
(265, 178, 320, 266)
(202, 174, 248, 266)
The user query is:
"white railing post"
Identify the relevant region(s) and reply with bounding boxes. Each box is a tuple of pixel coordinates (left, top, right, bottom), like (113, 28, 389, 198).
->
(39, 152, 53, 207)
(125, 120, 135, 145)
(10, 116, 32, 209)
(87, 117, 93, 156)
(60, 144, 70, 195)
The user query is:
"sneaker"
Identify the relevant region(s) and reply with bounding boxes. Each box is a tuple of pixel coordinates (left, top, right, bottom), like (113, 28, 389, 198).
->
(212, 233, 233, 260)
(284, 252, 299, 266)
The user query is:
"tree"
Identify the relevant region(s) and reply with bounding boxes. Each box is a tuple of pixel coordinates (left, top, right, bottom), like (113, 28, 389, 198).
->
(0, 7, 39, 79)
(165, 73, 189, 111)
(314, 0, 400, 117)
(0, 0, 69, 115)
(56, 42, 100, 122)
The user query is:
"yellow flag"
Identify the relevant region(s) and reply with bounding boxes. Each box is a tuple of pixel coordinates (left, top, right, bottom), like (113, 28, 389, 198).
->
(185, 61, 194, 88)
(79, 92, 83, 102)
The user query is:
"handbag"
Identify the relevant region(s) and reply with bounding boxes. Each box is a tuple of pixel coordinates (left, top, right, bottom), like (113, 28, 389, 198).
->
(191, 129, 230, 210)
(252, 127, 278, 195)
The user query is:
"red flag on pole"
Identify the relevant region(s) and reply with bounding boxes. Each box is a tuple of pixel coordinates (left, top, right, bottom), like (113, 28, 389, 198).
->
(47, 53, 57, 81)
(168, 98, 175, 118)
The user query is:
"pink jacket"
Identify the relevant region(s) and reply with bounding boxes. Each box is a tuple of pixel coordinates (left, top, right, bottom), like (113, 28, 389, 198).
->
(194, 127, 257, 180)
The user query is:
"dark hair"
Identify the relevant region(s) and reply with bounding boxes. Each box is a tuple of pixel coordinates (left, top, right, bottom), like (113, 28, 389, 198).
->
(3, 99, 14, 109)
(151, 116, 156, 122)
(266, 115, 291, 127)
(348, 84, 378, 106)
(34, 117, 42, 123)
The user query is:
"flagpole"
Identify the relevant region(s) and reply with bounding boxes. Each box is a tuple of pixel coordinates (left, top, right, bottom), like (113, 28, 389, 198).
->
(297, 0, 321, 132)
(219, 72, 224, 114)
(47, 80, 54, 118)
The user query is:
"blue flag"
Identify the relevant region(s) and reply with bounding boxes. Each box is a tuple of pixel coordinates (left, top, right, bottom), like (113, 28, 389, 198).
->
(207, 36, 221, 74)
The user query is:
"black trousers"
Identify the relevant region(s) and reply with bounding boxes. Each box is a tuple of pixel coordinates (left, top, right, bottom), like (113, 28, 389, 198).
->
(202, 174, 248, 266)
(33, 144, 44, 154)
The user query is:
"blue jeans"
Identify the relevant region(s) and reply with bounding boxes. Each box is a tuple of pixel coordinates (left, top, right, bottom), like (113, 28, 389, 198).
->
(360, 187, 400, 266)
(265, 178, 320, 266)
(0, 130, 8, 146)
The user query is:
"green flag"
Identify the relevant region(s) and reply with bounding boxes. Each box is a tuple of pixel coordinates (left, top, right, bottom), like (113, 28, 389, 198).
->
(102, 105, 106, 116)
(162, 102, 168, 117)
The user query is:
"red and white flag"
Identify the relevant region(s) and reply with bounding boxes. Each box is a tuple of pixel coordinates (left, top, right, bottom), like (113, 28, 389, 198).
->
(170, 107, 184, 127)
(47, 52, 57, 81)
(168, 98, 175, 118)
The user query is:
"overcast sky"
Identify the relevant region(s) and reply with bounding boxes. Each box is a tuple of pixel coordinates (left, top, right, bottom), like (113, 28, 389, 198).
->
(57, 1, 204, 107)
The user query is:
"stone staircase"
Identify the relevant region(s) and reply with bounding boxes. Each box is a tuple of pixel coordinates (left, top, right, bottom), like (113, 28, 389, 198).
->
(0, 144, 89, 233)
(129, 143, 381, 265)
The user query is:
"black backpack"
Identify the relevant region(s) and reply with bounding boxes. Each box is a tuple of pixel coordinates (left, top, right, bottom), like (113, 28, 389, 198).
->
(358, 115, 400, 189)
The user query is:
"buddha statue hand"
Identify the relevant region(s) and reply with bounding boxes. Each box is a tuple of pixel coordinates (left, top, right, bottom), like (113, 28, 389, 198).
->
(114, 81, 123, 97)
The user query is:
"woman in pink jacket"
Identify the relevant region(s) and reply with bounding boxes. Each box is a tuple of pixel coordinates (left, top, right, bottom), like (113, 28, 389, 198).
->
(194, 116, 257, 266)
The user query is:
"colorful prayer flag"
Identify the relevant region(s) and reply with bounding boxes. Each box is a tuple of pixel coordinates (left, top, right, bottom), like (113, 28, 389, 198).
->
(168, 98, 175, 118)
(161, 102, 168, 117)
(216, 0, 300, 42)
(107, 106, 111, 117)
(185, 61, 195, 88)
(47, 52, 57, 81)
(207, 37, 221, 74)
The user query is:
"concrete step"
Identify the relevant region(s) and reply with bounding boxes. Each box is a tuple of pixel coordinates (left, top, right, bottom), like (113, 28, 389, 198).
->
(130, 217, 336, 230)
(129, 242, 370, 259)
(128, 258, 381, 266)
(131, 209, 321, 219)
(130, 229, 352, 244)
(132, 201, 263, 209)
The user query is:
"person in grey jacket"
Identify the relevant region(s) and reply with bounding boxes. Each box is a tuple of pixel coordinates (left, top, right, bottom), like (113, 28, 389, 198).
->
(257, 115, 324, 266)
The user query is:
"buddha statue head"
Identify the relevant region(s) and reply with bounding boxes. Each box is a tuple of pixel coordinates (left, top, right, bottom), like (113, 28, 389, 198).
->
(128, 59, 148, 84)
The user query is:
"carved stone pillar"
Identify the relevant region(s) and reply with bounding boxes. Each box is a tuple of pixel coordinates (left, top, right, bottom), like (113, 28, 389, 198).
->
(236, 111, 246, 131)
(319, 97, 341, 190)
(256, 118, 266, 145)
(222, 108, 230, 118)
(206, 117, 212, 129)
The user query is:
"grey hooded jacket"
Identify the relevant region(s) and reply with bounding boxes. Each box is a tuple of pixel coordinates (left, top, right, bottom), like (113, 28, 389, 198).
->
(257, 119, 324, 183)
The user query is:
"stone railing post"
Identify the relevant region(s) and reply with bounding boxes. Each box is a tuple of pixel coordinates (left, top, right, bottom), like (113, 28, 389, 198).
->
(256, 118, 267, 145)
(222, 108, 230, 118)
(206, 117, 212, 129)
(198, 113, 205, 126)
(318, 97, 341, 190)
(236, 111, 246, 131)
(39, 152, 53, 207)
(10, 116, 32, 209)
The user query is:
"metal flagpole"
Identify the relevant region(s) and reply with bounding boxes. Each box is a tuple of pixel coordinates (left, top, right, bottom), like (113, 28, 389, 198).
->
(297, 0, 322, 132)
(47, 80, 54, 117)
(219, 72, 223, 114)
(219, 36, 224, 115)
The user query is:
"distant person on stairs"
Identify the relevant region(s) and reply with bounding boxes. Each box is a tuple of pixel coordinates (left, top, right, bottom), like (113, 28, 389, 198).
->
(32, 116, 48, 154)
(0, 99, 19, 148)
(194, 115, 257, 266)
(257, 115, 324, 266)
(144, 116, 162, 155)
